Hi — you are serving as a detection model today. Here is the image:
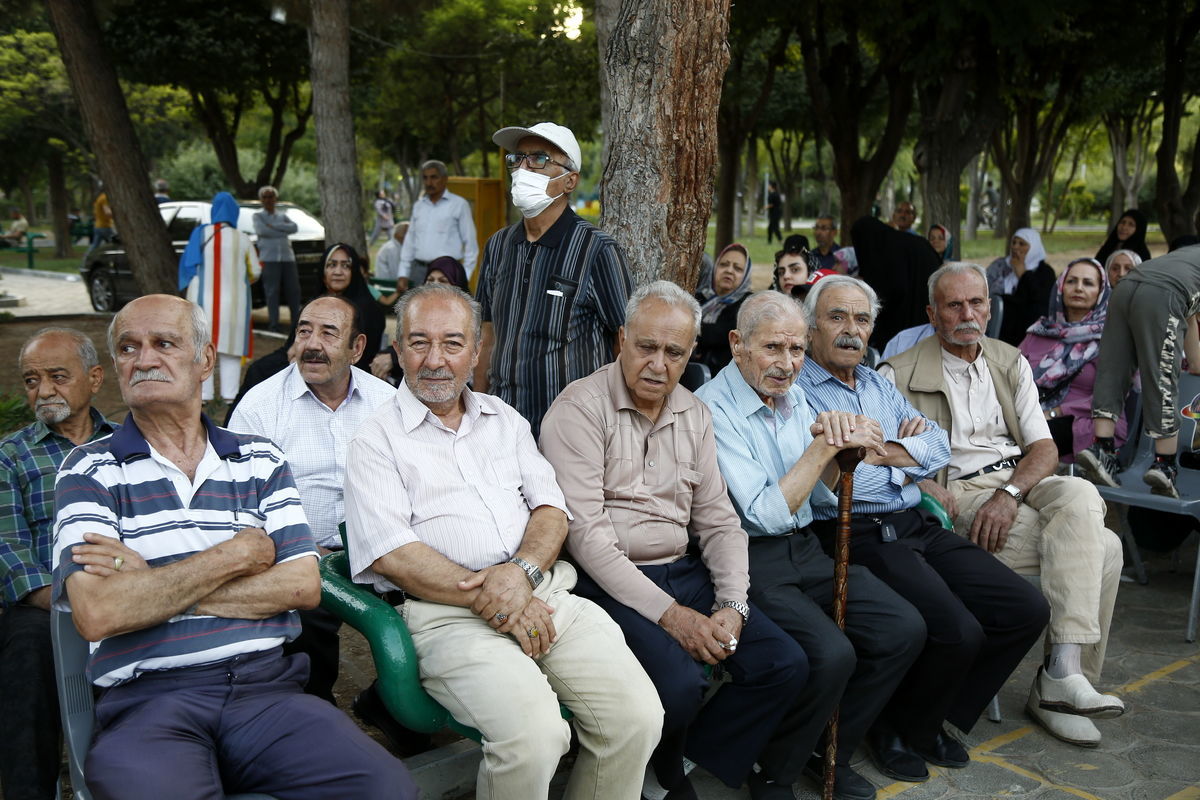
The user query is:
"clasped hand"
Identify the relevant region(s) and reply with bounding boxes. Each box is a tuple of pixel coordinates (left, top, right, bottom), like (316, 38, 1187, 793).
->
(658, 603, 743, 665)
(459, 563, 557, 658)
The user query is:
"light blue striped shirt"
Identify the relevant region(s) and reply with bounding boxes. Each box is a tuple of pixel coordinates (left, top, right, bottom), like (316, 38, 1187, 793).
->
(695, 362, 837, 536)
(799, 359, 950, 520)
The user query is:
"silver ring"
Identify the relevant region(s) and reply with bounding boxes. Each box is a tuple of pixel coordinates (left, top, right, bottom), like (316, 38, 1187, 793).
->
(495, 612, 509, 622)
(722, 636, 738, 651)
(113, 556, 124, 572)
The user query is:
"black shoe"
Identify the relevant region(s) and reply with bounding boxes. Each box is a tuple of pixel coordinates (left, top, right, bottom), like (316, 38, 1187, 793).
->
(351, 683, 434, 757)
(911, 728, 969, 769)
(802, 755, 876, 800)
(747, 771, 795, 800)
(1144, 461, 1180, 498)
(866, 725, 928, 782)
(1077, 445, 1121, 487)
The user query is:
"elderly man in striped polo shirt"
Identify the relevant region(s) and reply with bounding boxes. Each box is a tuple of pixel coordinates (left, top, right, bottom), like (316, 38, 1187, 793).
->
(51, 294, 414, 800)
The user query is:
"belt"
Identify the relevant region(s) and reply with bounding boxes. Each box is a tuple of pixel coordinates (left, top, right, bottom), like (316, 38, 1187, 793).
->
(957, 456, 1021, 482)
(381, 589, 425, 606)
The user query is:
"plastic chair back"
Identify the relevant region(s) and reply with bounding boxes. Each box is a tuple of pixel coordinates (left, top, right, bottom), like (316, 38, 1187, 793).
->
(986, 296, 1004, 339)
(681, 362, 711, 392)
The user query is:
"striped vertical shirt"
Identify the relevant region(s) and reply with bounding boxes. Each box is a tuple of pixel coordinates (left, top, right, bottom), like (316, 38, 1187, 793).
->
(799, 359, 950, 520)
(0, 409, 117, 607)
(52, 415, 317, 687)
(476, 208, 632, 438)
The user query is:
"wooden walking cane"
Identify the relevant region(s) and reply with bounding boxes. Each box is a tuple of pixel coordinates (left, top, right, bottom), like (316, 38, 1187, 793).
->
(823, 446, 866, 800)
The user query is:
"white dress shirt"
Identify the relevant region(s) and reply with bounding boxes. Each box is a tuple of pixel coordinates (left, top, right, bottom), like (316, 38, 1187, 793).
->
(227, 363, 396, 547)
(399, 189, 479, 279)
(343, 382, 568, 592)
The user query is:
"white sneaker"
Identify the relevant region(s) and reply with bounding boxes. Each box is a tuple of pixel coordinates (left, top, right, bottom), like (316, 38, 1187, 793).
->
(1027, 677, 1101, 747)
(1036, 666, 1125, 718)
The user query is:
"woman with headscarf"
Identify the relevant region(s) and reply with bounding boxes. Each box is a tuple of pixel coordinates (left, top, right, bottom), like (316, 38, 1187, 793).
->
(321, 242, 386, 372)
(985, 227, 1057, 345)
(692, 243, 752, 373)
(424, 255, 471, 291)
(179, 191, 261, 409)
(1104, 249, 1141, 288)
(1095, 208, 1151, 264)
(850, 216, 942, 348)
(927, 223, 955, 264)
(1019, 258, 1126, 459)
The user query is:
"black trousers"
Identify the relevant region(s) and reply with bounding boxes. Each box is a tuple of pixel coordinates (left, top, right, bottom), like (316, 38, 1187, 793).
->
(573, 556, 808, 789)
(282, 605, 342, 703)
(747, 532, 926, 781)
(0, 605, 60, 800)
(812, 508, 1049, 749)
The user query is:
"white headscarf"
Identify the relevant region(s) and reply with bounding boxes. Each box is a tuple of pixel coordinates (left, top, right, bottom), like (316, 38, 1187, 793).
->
(1009, 227, 1047, 273)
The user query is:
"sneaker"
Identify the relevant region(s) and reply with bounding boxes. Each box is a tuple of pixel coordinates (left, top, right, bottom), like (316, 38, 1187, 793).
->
(1144, 461, 1180, 498)
(1077, 445, 1121, 487)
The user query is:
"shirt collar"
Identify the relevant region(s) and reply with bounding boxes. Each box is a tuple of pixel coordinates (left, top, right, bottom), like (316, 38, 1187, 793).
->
(527, 207, 579, 249)
(940, 346, 985, 379)
(283, 362, 362, 406)
(110, 412, 237, 463)
(713, 360, 799, 422)
(605, 360, 696, 428)
(25, 407, 116, 445)
(800, 357, 867, 391)
(393, 380, 496, 433)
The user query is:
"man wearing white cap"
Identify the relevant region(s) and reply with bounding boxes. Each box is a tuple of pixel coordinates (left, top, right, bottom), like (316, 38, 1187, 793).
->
(474, 121, 633, 438)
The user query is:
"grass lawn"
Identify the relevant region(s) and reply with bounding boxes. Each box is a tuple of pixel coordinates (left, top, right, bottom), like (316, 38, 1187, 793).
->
(0, 243, 84, 274)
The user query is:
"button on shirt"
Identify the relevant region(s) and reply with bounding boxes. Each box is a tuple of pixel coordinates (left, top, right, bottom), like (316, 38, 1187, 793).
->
(343, 383, 568, 593)
(0, 409, 117, 607)
(227, 363, 396, 548)
(799, 359, 950, 519)
(540, 362, 750, 623)
(399, 189, 479, 278)
(929, 347, 1049, 481)
(477, 208, 633, 438)
(695, 362, 837, 536)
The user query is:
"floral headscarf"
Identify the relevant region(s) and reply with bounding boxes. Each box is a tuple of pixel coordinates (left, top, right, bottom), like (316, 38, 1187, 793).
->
(1026, 257, 1111, 408)
(699, 243, 752, 324)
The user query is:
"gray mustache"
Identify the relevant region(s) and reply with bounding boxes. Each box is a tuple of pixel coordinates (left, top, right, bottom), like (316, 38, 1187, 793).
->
(130, 368, 171, 386)
(834, 335, 863, 349)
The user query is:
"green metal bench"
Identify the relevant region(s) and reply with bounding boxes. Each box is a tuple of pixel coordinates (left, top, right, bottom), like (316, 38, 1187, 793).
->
(7, 231, 47, 270)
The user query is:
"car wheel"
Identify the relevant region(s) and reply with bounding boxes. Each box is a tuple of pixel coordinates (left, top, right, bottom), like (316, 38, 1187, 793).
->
(88, 268, 117, 312)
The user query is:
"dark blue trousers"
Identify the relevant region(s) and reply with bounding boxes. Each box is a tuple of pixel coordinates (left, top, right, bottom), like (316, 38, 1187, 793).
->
(86, 648, 416, 800)
(574, 556, 809, 789)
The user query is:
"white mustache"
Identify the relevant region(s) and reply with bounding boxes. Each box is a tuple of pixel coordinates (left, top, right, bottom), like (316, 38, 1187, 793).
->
(764, 368, 793, 380)
(834, 335, 863, 349)
(130, 368, 171, 386)
(418, 368, 453, 380)
(35, 398, 67, 409)
(955, 322, 982, 334)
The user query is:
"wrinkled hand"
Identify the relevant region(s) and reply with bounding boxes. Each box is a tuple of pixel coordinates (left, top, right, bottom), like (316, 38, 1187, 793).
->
(460, 563, 532, 632)
(812, 413, 888, 458)
(509, 596, 557, 659)
(710, 607, 744, 645)
(896, 416, 928, 439)
(659, 603, 737, 665)
(919, 478, 959, 519)
(71, 532, 149, 577)
(969, 492, 1018, 553)
(369, 353, 393, 379)
(222, 528, 276, 577)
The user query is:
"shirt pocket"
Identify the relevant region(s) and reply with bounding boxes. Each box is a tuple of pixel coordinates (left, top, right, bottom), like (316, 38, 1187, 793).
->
(533, 274, 580, 343)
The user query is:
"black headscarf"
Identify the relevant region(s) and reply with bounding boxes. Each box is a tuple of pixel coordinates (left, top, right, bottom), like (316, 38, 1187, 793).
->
(850, 216, 942, 348)
(425, 256, 471, 291)
(1095, 208, 1151, 264)
(322, 242, 386, 370)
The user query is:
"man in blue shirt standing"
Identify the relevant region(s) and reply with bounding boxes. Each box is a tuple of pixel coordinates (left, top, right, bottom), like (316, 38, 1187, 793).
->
(799, 275, 1049, 782)
(696, 292, 925, 800)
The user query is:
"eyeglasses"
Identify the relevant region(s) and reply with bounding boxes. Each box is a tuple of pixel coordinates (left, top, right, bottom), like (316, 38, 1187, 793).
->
(505, 152, 570, 171)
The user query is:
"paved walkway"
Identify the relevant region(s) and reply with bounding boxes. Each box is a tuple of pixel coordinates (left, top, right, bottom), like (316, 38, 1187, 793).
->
(0, 267, 92, 316)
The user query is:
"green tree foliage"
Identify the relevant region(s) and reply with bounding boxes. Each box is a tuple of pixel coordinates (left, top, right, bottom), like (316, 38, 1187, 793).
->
(358, 0, 599, 178)
(103, 0, 312, 198)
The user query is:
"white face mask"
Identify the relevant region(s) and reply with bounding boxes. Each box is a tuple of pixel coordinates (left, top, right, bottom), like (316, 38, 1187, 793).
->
(510, 168, 570, 218)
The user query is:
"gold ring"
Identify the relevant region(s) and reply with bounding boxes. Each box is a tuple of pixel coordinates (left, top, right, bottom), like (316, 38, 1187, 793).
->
(528, 627, 539, 638)
(113, 556, 124, 571)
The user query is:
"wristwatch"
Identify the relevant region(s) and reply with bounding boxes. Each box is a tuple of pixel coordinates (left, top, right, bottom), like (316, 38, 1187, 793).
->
(997, 483, 1024, 503)
(508, 556, 544, 589)
(720, 600, 751, 624)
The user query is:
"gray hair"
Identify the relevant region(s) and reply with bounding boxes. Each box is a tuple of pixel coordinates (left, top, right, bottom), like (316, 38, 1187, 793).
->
(19, 327, 100, 370)
(736, 291, 805, 340)
(257, 185, 278, 199)
(420, 160, 448, 178)
(394, 283, 482, 345)
(1105, 249, 1143, 270)
(803, 275, 880, 327)
(928, 262, 990, 306)
(625, 280, 701, 336)
(106, 299, 210, 364)
(816, 214, 837, 229)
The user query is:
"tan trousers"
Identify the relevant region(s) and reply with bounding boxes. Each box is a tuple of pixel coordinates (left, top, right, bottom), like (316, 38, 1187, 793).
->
(950, 469, 1122, 683)
(402, 562, 663, 800)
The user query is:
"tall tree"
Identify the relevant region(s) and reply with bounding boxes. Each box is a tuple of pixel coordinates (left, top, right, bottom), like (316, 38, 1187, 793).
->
(310, 0, 365, 253)
(1154, 1, 1200, 242)
(796, 0, 917, 238)
(596, 0, 731, 288)
(45, 0, 177, 294)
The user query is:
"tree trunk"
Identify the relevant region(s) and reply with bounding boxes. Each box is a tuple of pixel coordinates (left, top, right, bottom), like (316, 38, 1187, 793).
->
(310, 0, 366, 255)
(46, 0, 177, 296)
(745, 137, 759, 237)
(965, 153, 981, 241)
(47, 148, 72, 258)
(1155, 3, 1200, 242)
(598, 0, 732, 288)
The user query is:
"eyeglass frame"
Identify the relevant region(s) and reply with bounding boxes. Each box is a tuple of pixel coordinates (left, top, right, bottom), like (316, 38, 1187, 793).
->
(505, 151, 573, 172)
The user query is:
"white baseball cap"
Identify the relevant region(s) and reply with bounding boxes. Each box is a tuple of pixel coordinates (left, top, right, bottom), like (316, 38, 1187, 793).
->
(492, 122, 581, 173)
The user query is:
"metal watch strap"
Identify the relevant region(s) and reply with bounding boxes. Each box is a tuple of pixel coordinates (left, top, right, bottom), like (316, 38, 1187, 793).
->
(508, 556, 543, 589)
(720, 599, 750, 623)
(999, 483, 1023, 503)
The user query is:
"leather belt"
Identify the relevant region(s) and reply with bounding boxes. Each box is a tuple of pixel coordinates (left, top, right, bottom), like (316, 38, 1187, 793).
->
(381, 589, 425, 606)
(958, 456, 1021, 482)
